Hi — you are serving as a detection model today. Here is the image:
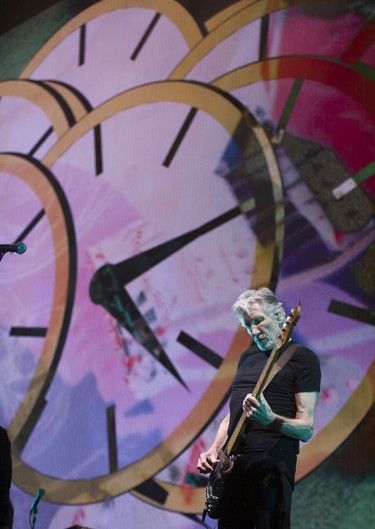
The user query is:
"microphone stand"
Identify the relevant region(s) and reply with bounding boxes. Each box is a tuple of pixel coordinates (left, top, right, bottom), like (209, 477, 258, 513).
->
(28, 489, 45, 528)
(29, 506, 38, 529)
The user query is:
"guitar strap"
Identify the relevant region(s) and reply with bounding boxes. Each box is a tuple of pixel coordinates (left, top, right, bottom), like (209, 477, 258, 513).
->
(262, 342, 300, 392)
(227, 342, 300, 440)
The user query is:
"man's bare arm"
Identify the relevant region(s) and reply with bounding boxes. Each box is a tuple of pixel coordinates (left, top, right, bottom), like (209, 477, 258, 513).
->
(243, 391, 319, 442)
(197, 414, 230, 474)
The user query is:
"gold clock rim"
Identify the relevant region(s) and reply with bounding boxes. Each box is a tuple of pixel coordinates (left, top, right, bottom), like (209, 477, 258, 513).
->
(20, 0, 203, 80)
(0, 80, 75, 138)
(169, 0, 288, 81)
(1, 153, 76, 444)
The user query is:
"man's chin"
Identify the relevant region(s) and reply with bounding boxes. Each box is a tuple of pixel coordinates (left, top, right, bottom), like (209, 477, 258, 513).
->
(255, 339, 267, 351)
(255, 338, 274, 351)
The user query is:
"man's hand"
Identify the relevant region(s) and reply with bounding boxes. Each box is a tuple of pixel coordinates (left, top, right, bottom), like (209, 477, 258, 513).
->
(196, 413, 229, 473)
(197, 450, 220, 474)
(243, 391, 319, 441)
(242, 393, 275, 425)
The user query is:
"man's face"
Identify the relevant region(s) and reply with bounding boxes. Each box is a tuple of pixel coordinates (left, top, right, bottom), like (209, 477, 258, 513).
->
(240, 303, 282, 351)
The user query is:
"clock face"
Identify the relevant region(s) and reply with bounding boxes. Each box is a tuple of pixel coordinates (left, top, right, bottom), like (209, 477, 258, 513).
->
(3, 79, 283, 505)
(0, 0, 374, 527)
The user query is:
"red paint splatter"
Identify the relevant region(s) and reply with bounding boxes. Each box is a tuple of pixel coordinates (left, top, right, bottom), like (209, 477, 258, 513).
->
(322, 387, 335, 401)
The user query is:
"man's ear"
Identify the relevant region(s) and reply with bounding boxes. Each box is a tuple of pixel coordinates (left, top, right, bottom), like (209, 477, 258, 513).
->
(275, 309, 284, 328)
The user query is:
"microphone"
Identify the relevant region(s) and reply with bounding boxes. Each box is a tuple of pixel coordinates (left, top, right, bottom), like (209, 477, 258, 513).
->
(0, 242, 27, 254)
(30, 489, 45, 513)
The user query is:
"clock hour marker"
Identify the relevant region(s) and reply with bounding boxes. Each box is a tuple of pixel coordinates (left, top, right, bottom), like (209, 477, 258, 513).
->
(163, 107, 198, 167)
(279, 78, 303, 131)
(328, 299, 375, 325)
(177, 331, 222, 369)
(259, 15, 269, 61)
(15, 209, 45, 242)
(94, 124, 103, 175)
(133, 478, 168, 505)
(272, 79, 303, 143)
(106, 404, 118, 473)
(79, 24, 86, 66)
(14, 398, 47, 455)
(332, 161, 375, 199)
(28, 126, 53, 156)
(131, 13, 161, 61)
(183, 513, 210, 527)
(10, 327, 47, 337)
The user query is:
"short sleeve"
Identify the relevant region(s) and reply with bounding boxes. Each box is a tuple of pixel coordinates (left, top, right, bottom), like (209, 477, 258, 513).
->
(293, 346, 321, 393)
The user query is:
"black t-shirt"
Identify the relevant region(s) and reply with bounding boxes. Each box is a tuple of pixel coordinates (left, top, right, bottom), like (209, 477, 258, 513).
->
(228, 341, 321, 454)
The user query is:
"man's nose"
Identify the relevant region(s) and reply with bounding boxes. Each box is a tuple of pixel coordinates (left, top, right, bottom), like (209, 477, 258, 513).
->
(251, 324, 260, 335)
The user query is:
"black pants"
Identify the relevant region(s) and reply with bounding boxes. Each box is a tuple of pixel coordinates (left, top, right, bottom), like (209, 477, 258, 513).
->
(218, 441, 297, 529)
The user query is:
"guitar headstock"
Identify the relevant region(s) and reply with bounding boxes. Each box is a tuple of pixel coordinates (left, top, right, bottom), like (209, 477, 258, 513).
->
(277, 302, 301, 348)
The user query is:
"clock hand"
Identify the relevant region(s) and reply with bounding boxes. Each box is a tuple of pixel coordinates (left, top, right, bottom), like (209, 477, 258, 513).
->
(89, 198, 254, 389)
(90, 264, 188, 389)
(97, 198, 256, 287)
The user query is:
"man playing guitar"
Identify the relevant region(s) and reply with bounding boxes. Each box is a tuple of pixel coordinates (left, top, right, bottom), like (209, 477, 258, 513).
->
(197, 288, 321, 529)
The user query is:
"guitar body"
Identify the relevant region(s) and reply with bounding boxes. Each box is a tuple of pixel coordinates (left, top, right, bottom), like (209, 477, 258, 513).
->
(204, 451, 237, 519)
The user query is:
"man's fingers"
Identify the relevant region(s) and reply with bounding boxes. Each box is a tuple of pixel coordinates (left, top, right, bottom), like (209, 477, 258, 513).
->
(197, 452, 218, 473)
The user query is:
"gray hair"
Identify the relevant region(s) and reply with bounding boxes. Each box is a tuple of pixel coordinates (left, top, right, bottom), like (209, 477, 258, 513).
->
(231, 287, 286, 325)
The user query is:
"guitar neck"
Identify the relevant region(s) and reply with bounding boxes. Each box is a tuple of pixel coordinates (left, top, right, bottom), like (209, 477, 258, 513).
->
(223, 346, 281, 455)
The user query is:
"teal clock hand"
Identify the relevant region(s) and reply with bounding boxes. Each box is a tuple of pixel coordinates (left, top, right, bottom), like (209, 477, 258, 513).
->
(90, 264, 188, 389)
